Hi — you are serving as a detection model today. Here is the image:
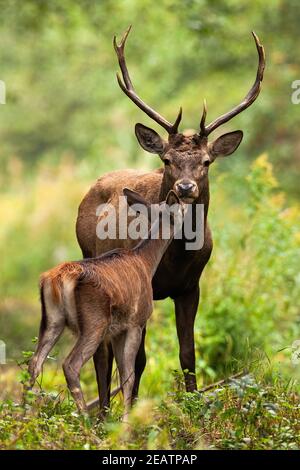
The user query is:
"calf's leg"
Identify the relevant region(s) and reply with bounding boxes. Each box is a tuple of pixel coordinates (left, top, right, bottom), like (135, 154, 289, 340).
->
(112, 327, 142, 420)
(63, 329, 104, 414)
(131, 327, 147, 401)
(93, 341, 113, 416)
(28, 291, 64, 386)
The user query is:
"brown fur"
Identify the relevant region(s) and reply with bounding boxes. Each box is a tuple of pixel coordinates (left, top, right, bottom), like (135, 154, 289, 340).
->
(76, 132, 242, 406)
(29, 192, 182, 418)
(76, 27, 265, 411)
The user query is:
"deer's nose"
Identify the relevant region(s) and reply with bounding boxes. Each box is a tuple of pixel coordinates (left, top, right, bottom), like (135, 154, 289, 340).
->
(178, 182, 194, 191)
(176, 181, 196, 196)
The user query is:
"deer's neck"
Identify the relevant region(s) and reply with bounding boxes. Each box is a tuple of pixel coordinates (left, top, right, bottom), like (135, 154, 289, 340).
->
(134, 220, 174, 276)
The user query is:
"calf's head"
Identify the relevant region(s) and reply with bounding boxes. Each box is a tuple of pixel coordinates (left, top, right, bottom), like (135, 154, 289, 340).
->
(123, 187, 186, 238)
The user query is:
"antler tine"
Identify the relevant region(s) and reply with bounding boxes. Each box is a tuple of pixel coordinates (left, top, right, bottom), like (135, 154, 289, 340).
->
(114, 26, 182, 134)
(200, 99, 207, 136)
(173, 106, 183, 133)
(200, 32, 265, 137)
(113, 25, 133, 91)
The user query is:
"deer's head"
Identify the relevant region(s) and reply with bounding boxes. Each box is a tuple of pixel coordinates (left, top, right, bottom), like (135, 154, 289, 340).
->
(114, 27, 265, 203)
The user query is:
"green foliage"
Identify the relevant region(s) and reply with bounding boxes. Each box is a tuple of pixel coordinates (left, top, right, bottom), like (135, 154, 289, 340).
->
(0, 0, 300, 194)
(196, 154, 300, 379)
(1, 0, 300, 450)
(0, 371, 299, 450)
(172, 373, 300, 450)
(1, 153, 299, 449)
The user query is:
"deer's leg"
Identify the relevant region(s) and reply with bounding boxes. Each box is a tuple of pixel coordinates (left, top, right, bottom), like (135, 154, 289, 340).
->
(63, 329, 104, 414)
(28, 302, 64, 386)
(174, 286, 199, 392)
(132, 327, 146, 401)
(112, 327, 142, 420)
(93, 341, 113, 416)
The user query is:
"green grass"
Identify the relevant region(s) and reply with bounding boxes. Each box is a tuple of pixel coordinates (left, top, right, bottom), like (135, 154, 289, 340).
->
(0, 364, 299, 450)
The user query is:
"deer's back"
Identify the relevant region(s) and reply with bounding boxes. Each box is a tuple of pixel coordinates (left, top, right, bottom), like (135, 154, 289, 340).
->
(76, 167, 213, 300)
(76, 168, 163, 258)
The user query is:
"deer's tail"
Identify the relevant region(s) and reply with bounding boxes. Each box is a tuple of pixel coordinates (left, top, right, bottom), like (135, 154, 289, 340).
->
(40, 263, 82, 335)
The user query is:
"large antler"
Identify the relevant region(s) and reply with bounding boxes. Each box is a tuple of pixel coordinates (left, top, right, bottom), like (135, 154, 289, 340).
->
(199, 32, 265, 137)
(114, 25, 182, 135)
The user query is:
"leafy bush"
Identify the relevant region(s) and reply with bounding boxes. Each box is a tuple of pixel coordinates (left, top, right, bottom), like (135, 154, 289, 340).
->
(0, 370, 299, 450)
(196, 154, 300, 380)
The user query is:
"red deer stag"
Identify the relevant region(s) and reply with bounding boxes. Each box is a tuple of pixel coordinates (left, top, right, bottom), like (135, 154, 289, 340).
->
(76, 27, 265, 411)
(29, 189, 185, 418)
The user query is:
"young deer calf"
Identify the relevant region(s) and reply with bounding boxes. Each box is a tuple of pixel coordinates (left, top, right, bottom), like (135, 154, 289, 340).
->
(28, 189, 184, 418)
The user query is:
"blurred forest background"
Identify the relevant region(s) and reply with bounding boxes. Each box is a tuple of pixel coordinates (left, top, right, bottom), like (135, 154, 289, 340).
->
(0, 0, 300, 450)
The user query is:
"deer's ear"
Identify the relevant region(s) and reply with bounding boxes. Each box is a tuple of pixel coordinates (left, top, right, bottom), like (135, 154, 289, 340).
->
(209, 130, 243, 159)
(135, 123, 166, 155)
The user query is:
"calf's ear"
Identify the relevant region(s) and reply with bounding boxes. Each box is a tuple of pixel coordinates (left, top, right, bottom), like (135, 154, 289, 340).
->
(123, 188, 152, 220)
(166, 190, 180, 207)
(123, 188, 149, 207)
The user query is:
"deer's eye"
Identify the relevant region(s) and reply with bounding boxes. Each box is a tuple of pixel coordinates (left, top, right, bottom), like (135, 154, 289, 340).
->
(164, 159, 171, 166)
(203, 159, 210, 167)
